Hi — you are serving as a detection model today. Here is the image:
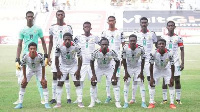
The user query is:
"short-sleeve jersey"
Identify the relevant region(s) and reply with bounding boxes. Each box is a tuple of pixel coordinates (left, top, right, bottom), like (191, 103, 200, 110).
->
(122, 44, 145, 68)
(135, 30, 157, 59)
(162, 34, 184, 62)
(55, 42, 82, 67)
(91, 48, 119, 69)
(101, 29, 124, 56)
(149, 49, 174, 69)
(74, 34, 100, 65)
(19, 25, 43, 54)
(22, 52, 44, 71)
(49, 24, 73, 50)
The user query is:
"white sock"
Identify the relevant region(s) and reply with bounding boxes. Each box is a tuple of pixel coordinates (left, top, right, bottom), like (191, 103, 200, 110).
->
(19, 88, 25, 103)
(140, 82, 146, 102)
(43, 88, 49, 104)
(76, 86, 83, 103)
(94, 85, 98, 99)
(106, 81, 111, 97)
(148, 81, 151, 94)
(65, 80, 70, 99)
(169, 87, 175, 104)
(113, 85, 120, 102)
(124, 82, 130, 103)
(52, 80, 57, 99)
(175, 89, 181, 100)
(90, 86, 96, 103)
(162, 89, 168, 101)
(56, 86, 63, 104)
(132, 81, 138, 100)
(149, 87, 155, 104)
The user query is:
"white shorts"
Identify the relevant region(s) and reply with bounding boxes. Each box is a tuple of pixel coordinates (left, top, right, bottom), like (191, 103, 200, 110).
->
(126, 66, 141, 82)
(51, 53, 61, 73)
(174, 61, 181, 76)
(16, 69, 23, 84)
(144, 61, 150, 77)
(95, 67, 114, 82)
(80, 64, 93, 81)
(153, 68, 171, 85)
(26, 67, 45, 82)
(58, 64, 78, 81)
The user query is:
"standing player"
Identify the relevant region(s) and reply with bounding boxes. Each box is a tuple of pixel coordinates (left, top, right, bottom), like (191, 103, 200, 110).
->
(14, 42, 50, 109)
(122, 34, 147, 108)
(89, 38, 121, 108)
(148, 39, 176, 109)
(15, 11, 48, 105)
(73, 21, 101, 104)
(161, 21, 184, 104)
(48, 10, 73, 104)
(101, 16, 125, 103)
(129, 17, 157, 104)
(53, 33, 84, 108)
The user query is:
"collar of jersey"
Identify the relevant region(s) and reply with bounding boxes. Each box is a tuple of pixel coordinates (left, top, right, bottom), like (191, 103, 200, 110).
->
(108, 28, 118, 31)
(166, 33, 176, 37)
(128, 44, 138, 48)
(82, 33, 92, 37)
(99, 48, 109, 52)
(56, 23, 66, 25)
(29, 52, 37, 57)
(63, 42, 73, 46)
(140, 29, 149, 33)
(157, 48, 167, 54)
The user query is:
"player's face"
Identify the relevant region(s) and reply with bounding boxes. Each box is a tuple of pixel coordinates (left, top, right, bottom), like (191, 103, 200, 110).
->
(140, 20, 148, 29)
(29, 46, 37, 57)
(26, 13, 34, 23)
(107, 17, 116, 27)
(83, 24, 92, 33)
(63, 36, 72, 48)
(129, 36, 137, 48)
(167, 22, 176, 32)
(56, 12, 65, 20)
(101, 40, 109, 52)
(157, 41, 166, 51)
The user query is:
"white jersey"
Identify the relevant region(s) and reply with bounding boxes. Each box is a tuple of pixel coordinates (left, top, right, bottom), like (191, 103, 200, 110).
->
(22, 52, 44, 71)
(122, 44, 145, 68)
(149, 49, 174, 70)
(135, 30, 157, 59)
(91, 48, 119, 69)
(49, 24, 73, 50)
(74, 34, 100, 65)
(162, 34, 184, 62)
(55, 43, 82, 67)
(101, 29, 125, 56)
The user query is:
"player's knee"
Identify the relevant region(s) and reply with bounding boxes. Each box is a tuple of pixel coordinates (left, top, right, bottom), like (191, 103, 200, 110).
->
(147, 76, 150, 81)
(65, 74, 69, 80)
(21, 82, 28, 88)
(91, 81, 97, 86)
(53, 72, 57, 80)
(74, 81, 80, 87)
(57, 81, 64, 87)
(112, 80, 117, 86)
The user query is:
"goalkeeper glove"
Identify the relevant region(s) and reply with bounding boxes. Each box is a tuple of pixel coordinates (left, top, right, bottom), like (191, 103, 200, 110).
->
(15, 58, 21, 70)
(44, 54, 48, 66)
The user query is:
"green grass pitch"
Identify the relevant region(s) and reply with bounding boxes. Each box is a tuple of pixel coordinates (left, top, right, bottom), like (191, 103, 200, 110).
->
(0, 44, 200, 112)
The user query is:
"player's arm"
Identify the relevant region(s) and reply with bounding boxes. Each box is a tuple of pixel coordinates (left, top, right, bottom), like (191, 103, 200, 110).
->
(40, 37, 48, 66)
(121, 32, 125, 47)
(121, 47, 130, 82)
(169, 52, 175, 86)
(149, 53, 155, 87)
(180, 47, 184, 71)
(21, 55, 28, 87)
(55, 47, 62, 79)
(90, 51, 96, 76)
(48, 34, 53, 65)
(138, 48, 145, 82)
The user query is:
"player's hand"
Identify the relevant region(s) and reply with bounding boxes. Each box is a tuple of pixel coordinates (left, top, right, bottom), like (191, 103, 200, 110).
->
(138, 72, 144, 83)
(41, 78, 47, 88)
(111, 75, 118, 85)
(91, 75, 97, 86)
(180, 63, 184, 71)
(21, 77, 27, 87)
(15, 58, 21, 70)
(44, 54, 48, 67)
(48, 58, 52, 66)
(57, 70, 63, 80)
(123, 72, 130, 82)
(74, 70, 81, 80)
(169, 77, 174, 87)
(150, 78, 155, 87)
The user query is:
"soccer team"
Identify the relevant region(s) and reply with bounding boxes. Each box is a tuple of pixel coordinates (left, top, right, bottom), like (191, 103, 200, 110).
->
(14, 10, 184, 109)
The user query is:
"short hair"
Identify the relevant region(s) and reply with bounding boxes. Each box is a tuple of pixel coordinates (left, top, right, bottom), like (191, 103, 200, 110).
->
(63, 33, 73, 40)
(129, 34, 137, 40)
(108, 16, 116, 20)
(100, 37, 109, 45)
(26, 11, 34, 16)
(83, 21, 91, 27)
(157, 39, 166, 45)
(56, 10, 65, 15)
(140, 17, 148, 22)
(167, 21, 175, 26)
(28, 42, 37, 48)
